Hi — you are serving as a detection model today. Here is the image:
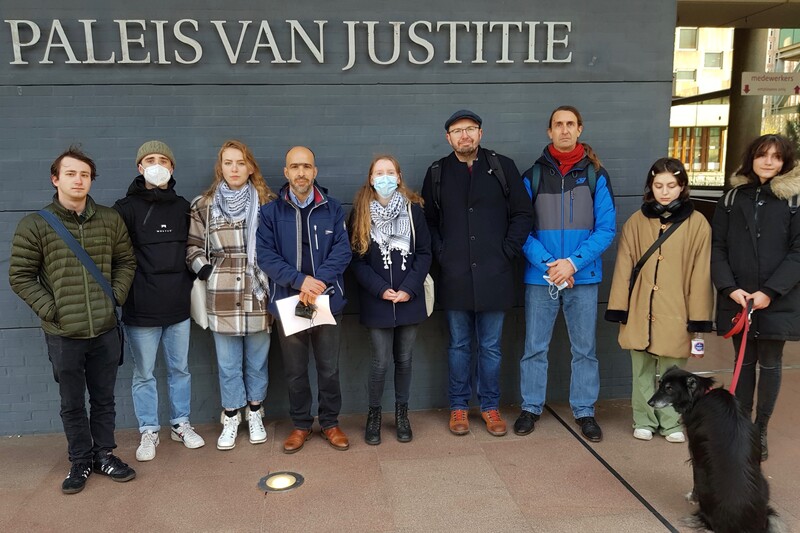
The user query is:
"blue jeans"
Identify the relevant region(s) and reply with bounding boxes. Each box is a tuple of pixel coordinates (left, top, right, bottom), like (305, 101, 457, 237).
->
(368, 325, 418, 407)
(126, 319, 191, 433)
(520, 284, 599, 419)
(212, 330, 271, 410)
(445, 310, 505, 411)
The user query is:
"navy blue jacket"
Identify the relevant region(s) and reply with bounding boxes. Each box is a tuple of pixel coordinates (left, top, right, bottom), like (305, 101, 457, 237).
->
(349, 202, 432, 328)
(256, 183, 352, 315)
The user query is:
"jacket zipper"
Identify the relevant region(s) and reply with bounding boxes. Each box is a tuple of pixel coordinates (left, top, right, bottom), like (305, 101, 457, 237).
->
(314, 224, 319, 250)
(560, 173, 565, 258)
(142, 204, 155, 227)
(389, 262, 396, 323)
(570, 189, 574, 224)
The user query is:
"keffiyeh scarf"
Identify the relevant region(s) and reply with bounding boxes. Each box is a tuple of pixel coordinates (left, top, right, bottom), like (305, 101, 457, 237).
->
(369, 192, 412, 270)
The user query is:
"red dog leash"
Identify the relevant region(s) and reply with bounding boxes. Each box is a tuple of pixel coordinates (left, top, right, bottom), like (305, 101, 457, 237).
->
(723, 299, 754, 395)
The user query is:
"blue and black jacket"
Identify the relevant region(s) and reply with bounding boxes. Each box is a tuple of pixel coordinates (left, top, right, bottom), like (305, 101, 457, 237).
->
(522, 148, 616, 286)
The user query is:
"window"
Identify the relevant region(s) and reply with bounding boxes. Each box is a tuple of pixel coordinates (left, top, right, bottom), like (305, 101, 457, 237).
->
(704, 52, 723, 69)
(678, 28, 698, 50)
(669, 126, 726, 186)
(674, 70, 696, 81)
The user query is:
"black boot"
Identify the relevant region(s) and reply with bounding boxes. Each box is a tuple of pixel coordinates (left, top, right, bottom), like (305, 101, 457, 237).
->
(756, 416, 769, 462)
(395, 402, 412, 443)
(365, 406, 381, 445)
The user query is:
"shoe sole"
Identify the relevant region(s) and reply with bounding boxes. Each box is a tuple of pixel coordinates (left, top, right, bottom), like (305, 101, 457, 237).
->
(249, 435, 267, 444)
(93, 469, 136, 483)
(135, 453, 155, 462)
(514, 426, 534, 436)
(449, 426, 469, 435)
(633, 432, 653, 441)
(170, 432, 205, 449)
(283, 432, 312, 454)
(216, 441, 236, 450)
(365, 437, 381, 445)
(62, 485, 86, 494)
(396, 435, 412, 443)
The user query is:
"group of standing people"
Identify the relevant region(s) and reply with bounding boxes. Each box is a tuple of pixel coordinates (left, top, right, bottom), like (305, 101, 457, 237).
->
(8, 105, 799, 496)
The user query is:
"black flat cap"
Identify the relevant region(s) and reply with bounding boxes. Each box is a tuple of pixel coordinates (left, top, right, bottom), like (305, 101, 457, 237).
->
(444, 109, 482, 131)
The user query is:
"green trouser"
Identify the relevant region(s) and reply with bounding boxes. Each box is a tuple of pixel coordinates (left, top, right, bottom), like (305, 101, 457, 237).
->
(630, 350, 686, 435)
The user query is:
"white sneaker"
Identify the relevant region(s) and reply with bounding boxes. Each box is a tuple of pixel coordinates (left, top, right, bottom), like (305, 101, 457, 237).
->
(665, 431, 686, 443)
(171, 421, 205, 449)
(136, 431, 159, 461)
(633, 428, 653, 441)
(246, 407, 267, 444)
(217, 411, 241, 450)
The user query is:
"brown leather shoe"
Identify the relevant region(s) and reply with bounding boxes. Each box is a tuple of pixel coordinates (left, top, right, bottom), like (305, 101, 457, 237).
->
(481, 409, 507, 436)
(322, 426, 350, 451)
(283, 429, 312, 454)
(449, 409, 469, 435)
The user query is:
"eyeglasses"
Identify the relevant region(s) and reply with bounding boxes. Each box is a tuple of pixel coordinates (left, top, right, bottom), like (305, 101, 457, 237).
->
(448, 126, 480, 136)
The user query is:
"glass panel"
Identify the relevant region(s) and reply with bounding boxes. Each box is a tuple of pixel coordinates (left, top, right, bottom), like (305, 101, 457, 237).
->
(704, 52, 722, 68)
(678, 28, 698, 49)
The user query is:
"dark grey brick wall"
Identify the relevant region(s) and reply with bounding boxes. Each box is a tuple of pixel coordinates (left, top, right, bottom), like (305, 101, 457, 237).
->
(1, 0, 677, 435)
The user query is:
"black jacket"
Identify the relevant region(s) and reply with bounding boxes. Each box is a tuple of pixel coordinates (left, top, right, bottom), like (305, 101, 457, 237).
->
(349, 202, 432, 328)
(113, 175, 193, 327)
(711, 164, 800, 340)
(421, 148, 533, 311)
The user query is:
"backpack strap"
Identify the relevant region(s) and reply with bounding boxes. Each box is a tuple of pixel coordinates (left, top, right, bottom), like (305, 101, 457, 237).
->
(723, 188, 738, 213)
(486, 150, 509, 197)
(430, 157, 445, 212)
(525, 164, 542, 205)
(586, 164, 597, 198)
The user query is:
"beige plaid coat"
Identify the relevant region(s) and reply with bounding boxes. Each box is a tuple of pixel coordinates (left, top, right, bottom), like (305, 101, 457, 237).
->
(187, 194, 273, 335)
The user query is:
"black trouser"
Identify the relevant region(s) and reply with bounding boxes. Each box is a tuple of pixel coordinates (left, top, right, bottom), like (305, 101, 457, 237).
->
(367, 325, 417, 407)
(277, 317, 342, 430)
(45, 328, 121, 463)
(732, 334, 785, 422)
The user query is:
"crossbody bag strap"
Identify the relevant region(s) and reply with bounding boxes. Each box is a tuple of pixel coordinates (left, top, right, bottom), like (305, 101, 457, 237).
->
(204, 201, 210, 259)
(38, 209, 119, 307)
(628, 218, 686, 299)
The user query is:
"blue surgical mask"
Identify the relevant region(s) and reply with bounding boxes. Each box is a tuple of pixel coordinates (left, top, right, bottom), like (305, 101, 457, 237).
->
(373, 175, 398, 198)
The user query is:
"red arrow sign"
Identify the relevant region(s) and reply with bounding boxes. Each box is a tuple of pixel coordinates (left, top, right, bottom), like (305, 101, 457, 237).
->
(795, 85, 800, 94)
(744, 84, 750, 93)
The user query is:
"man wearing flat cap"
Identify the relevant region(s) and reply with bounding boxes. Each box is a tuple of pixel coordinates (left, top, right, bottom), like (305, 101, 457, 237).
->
(421, 110, 532, 437)
(112, 141, 205, 463)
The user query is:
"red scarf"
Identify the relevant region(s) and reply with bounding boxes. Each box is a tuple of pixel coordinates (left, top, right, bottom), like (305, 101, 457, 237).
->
(548, 143, 585, 175)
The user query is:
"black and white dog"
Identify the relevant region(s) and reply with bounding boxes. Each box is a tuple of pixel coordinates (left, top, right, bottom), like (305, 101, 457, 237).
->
(648, 367, 784, 533)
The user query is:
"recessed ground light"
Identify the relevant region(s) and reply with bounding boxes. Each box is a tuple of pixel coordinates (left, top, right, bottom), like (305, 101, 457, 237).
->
(258, 471, 304, 493)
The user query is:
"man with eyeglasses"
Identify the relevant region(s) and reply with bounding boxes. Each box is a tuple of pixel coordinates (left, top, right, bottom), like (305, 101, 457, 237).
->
(421, 109, 532, 437)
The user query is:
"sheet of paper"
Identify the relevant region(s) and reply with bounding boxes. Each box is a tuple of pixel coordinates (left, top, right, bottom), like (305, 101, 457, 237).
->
(275, 294, 337, 336)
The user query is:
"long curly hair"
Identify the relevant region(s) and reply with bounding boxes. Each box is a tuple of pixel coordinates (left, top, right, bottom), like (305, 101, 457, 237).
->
(349, 154, 424, 256)
(202, 140, 276, 205)
(547, 105, 603, 171)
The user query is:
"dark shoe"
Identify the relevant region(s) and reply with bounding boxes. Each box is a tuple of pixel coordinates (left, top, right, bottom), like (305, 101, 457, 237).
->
(576, 417, 602, 442)
(322, 426, 350, 451)
(449, 409, 469, 435)
(283, 428, 312, 454)
(481, 409, 507, 436)
(92, 452, 136, 482)
(513, 410, 540, 436)
(395, 402, 412, 443)
(62, 461, 92, 494)
(365, 406, 382, 445)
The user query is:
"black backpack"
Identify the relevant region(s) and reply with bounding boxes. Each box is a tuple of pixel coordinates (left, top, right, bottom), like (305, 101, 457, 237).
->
(430, 149, 508, 212)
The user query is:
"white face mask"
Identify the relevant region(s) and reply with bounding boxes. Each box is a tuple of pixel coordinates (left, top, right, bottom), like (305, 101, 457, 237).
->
(143, 164, 171, 187)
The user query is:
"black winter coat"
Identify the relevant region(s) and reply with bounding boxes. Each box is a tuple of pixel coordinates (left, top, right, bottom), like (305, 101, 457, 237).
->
(113, 176, 193, 327)
(421, 148, 533, 311)
(349, 202, 432, 328)
(711, 164, 800, 340)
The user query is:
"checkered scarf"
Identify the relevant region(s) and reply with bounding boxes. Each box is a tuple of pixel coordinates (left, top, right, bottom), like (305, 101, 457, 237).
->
(369, 192, 411, 270)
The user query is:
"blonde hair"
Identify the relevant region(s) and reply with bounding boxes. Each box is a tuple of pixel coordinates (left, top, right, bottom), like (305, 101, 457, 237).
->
(349, 154, 424, 256)
(202, 140, 276, 204)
